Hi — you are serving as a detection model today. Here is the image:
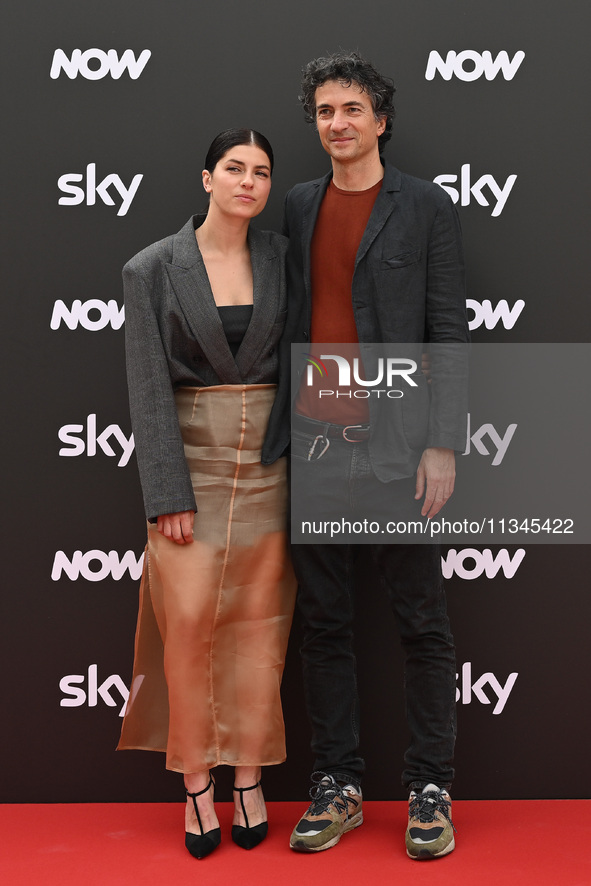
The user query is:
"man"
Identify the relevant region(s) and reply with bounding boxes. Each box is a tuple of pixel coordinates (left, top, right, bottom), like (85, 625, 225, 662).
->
(262, 51, 468, 860)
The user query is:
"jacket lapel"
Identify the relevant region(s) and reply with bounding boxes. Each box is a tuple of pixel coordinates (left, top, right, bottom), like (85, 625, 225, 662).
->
(296, 165, 401, 286)
(165, 216, 282, 384)
(355, 163, 402, 266)
(300, 173, 331, 303)
(234, 226, 280, 379)
(165, 216, 243, 384)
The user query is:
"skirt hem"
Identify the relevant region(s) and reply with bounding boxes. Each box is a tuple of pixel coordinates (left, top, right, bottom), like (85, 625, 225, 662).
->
(117, 744, 287, 770)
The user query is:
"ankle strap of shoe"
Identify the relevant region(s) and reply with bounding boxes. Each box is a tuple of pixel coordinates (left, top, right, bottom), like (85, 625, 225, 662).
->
(186, 771, 215, 799)
(232, 780, 261, 794)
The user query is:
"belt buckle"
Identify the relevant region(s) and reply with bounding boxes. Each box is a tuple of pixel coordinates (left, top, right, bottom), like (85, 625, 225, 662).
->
(307, 434, 330, 461)
(342, 424, 368, 443)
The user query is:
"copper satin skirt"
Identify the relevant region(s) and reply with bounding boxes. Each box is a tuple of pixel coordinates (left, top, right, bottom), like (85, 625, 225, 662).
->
(118, 385, 296, 772)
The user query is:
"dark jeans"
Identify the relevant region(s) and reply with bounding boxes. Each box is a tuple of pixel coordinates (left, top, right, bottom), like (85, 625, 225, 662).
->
(290, 419, 456, 792)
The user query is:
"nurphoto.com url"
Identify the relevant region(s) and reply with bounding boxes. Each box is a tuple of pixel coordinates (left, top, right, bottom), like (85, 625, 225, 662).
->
(298, 516, 575, 539)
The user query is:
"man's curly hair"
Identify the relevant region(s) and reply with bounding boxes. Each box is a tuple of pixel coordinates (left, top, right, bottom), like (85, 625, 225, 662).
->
(299, 51, 396, 153)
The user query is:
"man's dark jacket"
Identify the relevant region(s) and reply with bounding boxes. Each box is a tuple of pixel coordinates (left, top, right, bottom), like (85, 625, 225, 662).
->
(261, 162, 470, 479)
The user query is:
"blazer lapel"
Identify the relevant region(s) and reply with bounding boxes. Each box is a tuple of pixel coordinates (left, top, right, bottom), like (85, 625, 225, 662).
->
(234, 226, 280, 379)
(165, 216, 243, 384)
(300, 173, 331, 303)
(355, 163, 402, 266)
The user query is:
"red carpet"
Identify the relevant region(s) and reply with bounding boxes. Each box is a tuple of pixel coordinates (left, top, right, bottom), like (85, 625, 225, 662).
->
(2, 801, 589, 885)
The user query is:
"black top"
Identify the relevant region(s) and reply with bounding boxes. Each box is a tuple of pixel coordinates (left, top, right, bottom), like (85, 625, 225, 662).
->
(217, 304, 253, 357)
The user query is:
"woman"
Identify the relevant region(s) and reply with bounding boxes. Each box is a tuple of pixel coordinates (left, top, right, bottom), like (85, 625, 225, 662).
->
(118, 129, 296, 859)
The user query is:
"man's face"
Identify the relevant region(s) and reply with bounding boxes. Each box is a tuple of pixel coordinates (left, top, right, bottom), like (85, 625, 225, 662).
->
(314, 79, 386, 165)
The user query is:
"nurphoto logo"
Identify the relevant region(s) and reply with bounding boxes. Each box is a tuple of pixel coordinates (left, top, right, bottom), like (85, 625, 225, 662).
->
(305, 353, 417, 400)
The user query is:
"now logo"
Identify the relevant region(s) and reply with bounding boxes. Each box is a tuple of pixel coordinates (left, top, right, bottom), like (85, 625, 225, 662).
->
(434, 164, 517, 217)
(60, 665, 129, 717)
(50, 299, 125, 331)
(426, 50, 525, 82)
(456, 662, 518, 715)
(50, 48, 151, 80)
(58, 163, 143, 217)
(467, 299, 525, 331)
(442, 548, 526, 580)
(51, 550, 144, 582)
(58, 414, 134, 467)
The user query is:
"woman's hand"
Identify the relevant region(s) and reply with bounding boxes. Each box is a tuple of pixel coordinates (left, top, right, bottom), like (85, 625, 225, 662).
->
(156, 510, 195, 545)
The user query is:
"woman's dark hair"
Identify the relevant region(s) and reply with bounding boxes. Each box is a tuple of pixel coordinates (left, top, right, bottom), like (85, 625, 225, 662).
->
(299, 51, 396, 153)
(204, 128, 274, 174)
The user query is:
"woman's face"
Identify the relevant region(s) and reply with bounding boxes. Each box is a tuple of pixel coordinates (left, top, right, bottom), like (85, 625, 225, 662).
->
(202, 144, 272, 219)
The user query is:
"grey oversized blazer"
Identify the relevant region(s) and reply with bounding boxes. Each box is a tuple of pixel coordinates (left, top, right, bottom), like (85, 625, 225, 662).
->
(123, 215, 288, 521)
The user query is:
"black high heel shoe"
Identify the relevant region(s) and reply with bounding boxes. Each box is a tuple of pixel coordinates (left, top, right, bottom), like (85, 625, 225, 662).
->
(185, 772, 221, 859)
(231, 780, 268, 850)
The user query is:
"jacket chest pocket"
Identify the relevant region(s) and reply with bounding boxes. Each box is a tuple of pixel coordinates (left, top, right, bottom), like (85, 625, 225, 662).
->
(373, 249, 422, 270)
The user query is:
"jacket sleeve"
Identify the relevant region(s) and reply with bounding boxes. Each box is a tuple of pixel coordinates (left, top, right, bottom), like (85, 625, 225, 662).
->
(425, 195, 470, 452)
(281, 188, 293, 237)
(261, 188, 304, 464)
(123, 262, 197, 521)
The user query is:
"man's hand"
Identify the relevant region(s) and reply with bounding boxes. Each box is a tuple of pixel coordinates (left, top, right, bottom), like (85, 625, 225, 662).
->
(156, 510, 195, 544)
(415, 447, 456, 519)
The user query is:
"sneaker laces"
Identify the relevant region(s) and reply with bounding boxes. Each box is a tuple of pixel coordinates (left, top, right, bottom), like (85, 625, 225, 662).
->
(409, 788, 456, 832)
(308, 771, 358, 818)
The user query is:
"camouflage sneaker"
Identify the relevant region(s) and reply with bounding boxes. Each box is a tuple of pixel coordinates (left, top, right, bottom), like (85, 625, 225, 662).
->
(290, 772, 363, 852)
(406, 784, 456, 860)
